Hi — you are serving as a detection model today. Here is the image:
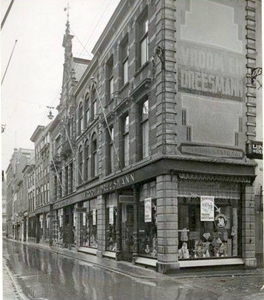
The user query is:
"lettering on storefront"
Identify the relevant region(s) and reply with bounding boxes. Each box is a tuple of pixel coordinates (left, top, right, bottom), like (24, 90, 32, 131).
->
(179, 144, 244, 159)
(84, 173, 135, 198)
(178, 42, 244, 101)
(53, 173, 135, 210)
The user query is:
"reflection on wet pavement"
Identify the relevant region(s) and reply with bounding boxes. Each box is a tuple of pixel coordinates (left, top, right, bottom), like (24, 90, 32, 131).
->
(3, 239, 263, 300)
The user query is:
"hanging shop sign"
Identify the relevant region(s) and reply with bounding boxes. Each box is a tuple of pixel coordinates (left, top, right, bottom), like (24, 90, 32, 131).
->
(144, 198, 152, 223)
(109, 206, 114, 225)
(200, 196, 214, 221)
(93, 209, 97, 226)
(246, 140, 263, 160)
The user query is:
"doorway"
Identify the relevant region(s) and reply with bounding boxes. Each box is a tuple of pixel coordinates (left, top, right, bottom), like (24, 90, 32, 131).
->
(121, 203, 134, 261)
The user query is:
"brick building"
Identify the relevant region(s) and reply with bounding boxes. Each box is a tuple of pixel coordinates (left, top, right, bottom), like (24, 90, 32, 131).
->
(6, 0, 262, 273)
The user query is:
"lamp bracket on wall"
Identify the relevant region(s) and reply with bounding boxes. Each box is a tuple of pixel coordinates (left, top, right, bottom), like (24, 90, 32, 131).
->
(251, 67, 262, 89)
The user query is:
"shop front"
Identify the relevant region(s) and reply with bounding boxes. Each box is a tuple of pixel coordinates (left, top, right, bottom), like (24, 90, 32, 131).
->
(177, 177, 242, 261)
(80, 199, 98, 249)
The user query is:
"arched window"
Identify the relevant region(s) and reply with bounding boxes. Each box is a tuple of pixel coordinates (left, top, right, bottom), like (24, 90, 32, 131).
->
(91, 133, 98, 177)
(78, 145, 83, 184)
(84, 140, 89, 181)
(85, 94, 90, 127)
(91, 88, 97, 121)
(78, 102, 84, 135)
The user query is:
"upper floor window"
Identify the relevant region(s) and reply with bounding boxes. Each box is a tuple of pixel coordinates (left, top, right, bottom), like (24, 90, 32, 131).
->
(107, 126, 115, 174)
(85, 94, 90, 127)
(121, 37, 129, 86)
(84, 140, 89, 181)
(139, 15, 149, 66)
(91, 134, 98, 177)
(91, 89, 97, 121)
(78, 146, 83, 185)
(123, 115, 130, 167)
(78, 102, 84, 135)
(106, 57, 114, 101)
(141, 99, 149, 159)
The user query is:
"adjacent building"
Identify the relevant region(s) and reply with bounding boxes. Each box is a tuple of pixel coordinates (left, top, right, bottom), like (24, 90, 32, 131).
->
(4, 0, 263, 273)
(5, 148, 34, 239)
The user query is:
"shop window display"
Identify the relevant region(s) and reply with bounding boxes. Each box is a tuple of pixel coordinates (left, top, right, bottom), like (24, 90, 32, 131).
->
(105, 193, 117, 251)
(138, 182, 157, 258)
(80, 199, 98, 248)
(178, 197, 241, 260)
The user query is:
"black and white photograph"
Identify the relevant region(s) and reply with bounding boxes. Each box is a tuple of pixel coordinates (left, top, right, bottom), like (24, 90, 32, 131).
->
(1, 0, 263, 299)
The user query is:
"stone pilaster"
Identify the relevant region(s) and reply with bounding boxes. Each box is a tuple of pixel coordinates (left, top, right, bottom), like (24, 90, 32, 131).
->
(116, 191, 122, 260)
(156, 174, 179, 273)
(132, 186, 139, 262)
(242, 183, 257, 268)
(96, 194, 105, 257)
(155, 0, 178, 155)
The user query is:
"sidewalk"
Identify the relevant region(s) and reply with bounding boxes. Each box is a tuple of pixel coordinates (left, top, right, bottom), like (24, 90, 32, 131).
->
(5, 238, 264, 280)
(2, 262, 28, 300)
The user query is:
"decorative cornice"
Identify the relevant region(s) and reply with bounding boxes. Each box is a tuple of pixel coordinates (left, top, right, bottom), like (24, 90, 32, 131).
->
(178, 173, 252, 183)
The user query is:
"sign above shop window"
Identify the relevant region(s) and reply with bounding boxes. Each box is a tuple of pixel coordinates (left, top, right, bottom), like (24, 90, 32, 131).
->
(200, 196, 214, 221)
(144, 198, 152, 223)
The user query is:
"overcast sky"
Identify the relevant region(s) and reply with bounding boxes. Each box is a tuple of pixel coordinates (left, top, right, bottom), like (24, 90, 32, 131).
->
(1, 0, 120, 171)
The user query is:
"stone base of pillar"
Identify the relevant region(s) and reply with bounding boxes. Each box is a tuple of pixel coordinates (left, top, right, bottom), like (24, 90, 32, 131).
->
(97, 250, 103, 258)
(156, 262, 180, 274)
(132, 253, 138, 265)
(116, 251, 122, 261)
(244, 258, 257, 269)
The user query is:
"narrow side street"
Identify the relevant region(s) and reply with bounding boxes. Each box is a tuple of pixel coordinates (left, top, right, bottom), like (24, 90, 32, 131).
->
(2, 238, 264, 300)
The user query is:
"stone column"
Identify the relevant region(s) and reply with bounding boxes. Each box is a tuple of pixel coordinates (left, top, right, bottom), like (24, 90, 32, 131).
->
(156, 174, 179, 273)
(96, 194, 105, 257)
(242, 183, 257, 268)
(115, 191, 122, 260)
(49, 205, 54, 246)
(132, 185, 139, 263)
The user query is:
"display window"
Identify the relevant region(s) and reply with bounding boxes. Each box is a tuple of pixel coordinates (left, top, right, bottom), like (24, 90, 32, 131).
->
(138, 181, 157, 258)
(80, 199, 98, 248)
(105, 193, 117, 251)
(53, 209, 63, 243)
(178, 197, 241, 260)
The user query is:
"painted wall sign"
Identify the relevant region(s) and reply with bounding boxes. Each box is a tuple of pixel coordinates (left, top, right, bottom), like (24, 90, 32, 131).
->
(179, 143, 244, 159)
(178, 42, 244, 101)
(200, 196, 214, 221)
(144, 198, 152, 223)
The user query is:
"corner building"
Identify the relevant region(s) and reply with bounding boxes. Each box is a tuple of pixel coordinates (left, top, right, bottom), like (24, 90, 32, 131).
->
(51, 0, 261, 273)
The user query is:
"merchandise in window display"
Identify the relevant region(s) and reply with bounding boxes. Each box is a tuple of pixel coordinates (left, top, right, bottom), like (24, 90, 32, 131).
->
(178, 209, 237, 259)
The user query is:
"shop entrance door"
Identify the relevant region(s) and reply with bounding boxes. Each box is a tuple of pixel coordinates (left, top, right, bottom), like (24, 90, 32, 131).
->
(121, 203, 134, 261)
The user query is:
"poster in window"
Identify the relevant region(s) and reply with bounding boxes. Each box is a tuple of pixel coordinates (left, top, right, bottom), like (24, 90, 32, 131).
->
(93, 209, 97, 225)
(200, 196, 214, 221)
(83, 212, 86, 226)
(109, 206, 114, 225)
(144, 198, 152, 222)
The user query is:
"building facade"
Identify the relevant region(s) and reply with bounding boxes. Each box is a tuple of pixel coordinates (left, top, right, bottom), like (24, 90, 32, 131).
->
(5, 148, 34, 239)
(4, 0, 262, 273)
